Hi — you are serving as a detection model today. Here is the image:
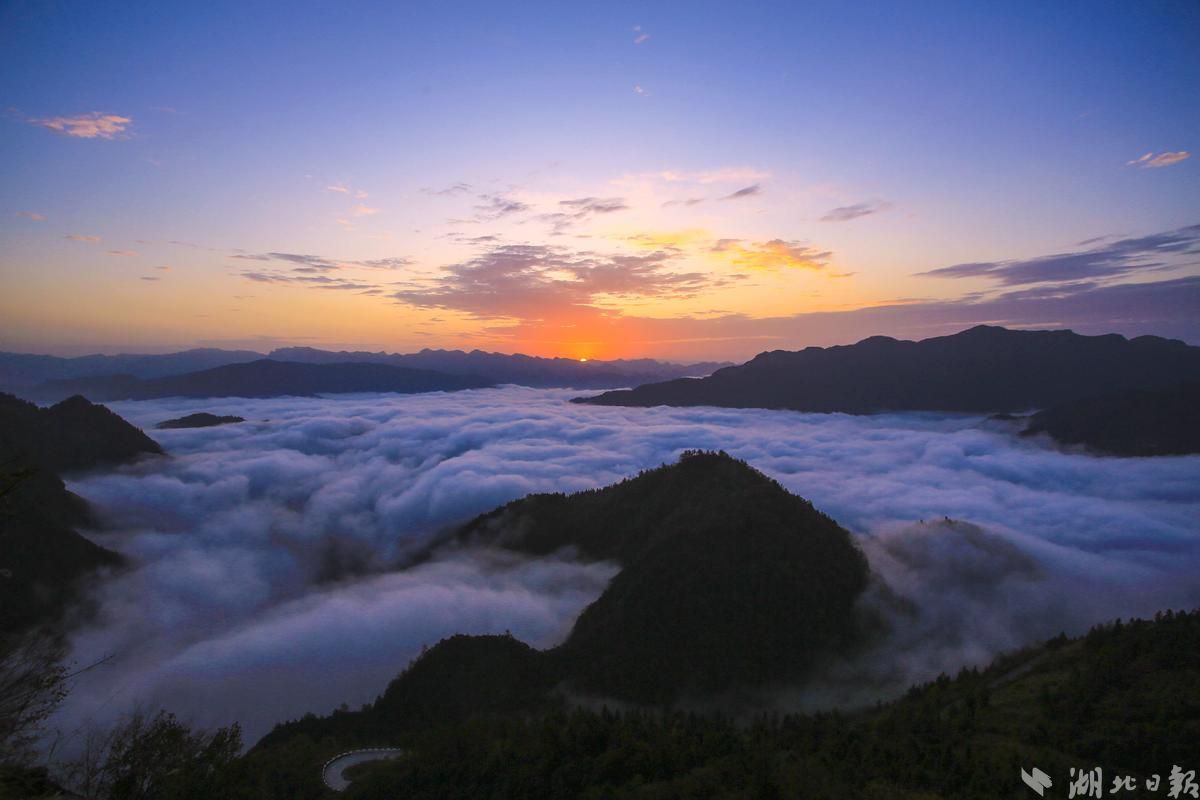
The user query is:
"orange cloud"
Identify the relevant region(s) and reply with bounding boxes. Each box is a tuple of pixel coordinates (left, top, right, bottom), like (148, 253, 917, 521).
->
(626, 229, 830, 271)
(625, 229, 712, 251)
(32, 112, 132, 139)
(712, 238, 830, 271)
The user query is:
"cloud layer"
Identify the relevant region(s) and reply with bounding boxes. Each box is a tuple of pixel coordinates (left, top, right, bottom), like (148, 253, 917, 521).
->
(52, 388, 1200, 746)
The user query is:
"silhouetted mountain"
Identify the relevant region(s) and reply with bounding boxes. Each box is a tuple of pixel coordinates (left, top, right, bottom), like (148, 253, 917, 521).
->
(267, 347, 729, 389)
(1021, 382, 1200, 456)
(34, 360, 494, 401)
(0, 348, 263, 393)
(577, 325, 1200, 413)
(0, 394, 161, 633)
(156, 413, 246, 429)
(0, 393, 163, 473)
(456, 451, 871, 703)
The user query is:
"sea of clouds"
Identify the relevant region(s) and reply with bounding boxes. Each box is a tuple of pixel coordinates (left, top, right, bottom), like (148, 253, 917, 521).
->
(51, 386, 1200, 744)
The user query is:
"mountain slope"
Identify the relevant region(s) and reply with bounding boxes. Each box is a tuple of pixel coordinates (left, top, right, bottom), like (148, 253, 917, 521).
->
(577, 325, 1200, 414)
(1021, 382, 1200, 456)
(35, 360, 494, 401)
(0, 394, 161, 633)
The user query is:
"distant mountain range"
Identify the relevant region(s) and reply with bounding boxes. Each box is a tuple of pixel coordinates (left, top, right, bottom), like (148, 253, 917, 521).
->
(268, 347, 730, 389)
(0, 394, 162, 634)
(578, 325, 1200, 414)
(31, 360, 495, 401)
(0, 347, 730, 398)
(0, 348, 264, 393)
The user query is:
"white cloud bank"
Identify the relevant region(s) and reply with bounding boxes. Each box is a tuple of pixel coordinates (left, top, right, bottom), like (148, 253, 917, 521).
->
(52, 388, 1200, 743)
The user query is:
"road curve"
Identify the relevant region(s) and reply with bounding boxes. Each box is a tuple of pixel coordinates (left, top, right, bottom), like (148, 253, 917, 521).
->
(321, 748, 406, 792)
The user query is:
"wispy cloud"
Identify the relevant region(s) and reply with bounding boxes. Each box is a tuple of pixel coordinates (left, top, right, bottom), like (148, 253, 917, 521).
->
(16, 211, 45, 221)
(538, 197, 629, 234)
(654, 167, 770, 185)
(661, 198, 705, 208)
(820, 201, 891, 222)
(65, 234, 101, 243)
(721, 184, 762, 200)
(1126, 151, 1190, 169)
(239, 272, 382, 291)
(633, 85, 648, 96)
(327, 182, 370, 199)
(351, 204, 380, 217)
(632, 24, 650, 44)
(31, 111, 132, 139)
(472, 193, 531, 221)
(230, 251, 412, 272)
(107, 249, 139, 257)
(917, 223, 1200, 287)
(421, 182, 473, 196)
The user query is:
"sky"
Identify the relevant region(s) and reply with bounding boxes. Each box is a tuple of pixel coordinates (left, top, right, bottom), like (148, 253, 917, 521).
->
(1, 0, 1197, 361)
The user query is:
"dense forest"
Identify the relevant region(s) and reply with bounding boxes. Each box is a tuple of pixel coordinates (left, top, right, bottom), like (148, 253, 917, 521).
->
(243, 610, 1200, 799)
(7, 609, 1187, 798)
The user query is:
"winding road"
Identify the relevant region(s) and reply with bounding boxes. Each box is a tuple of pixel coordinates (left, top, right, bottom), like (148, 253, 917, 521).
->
(321, 748, 406, 792)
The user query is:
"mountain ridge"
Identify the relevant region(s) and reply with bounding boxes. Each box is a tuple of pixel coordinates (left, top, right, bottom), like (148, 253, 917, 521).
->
(576, 325, 1200, 413)
(1, 347, 730, 396)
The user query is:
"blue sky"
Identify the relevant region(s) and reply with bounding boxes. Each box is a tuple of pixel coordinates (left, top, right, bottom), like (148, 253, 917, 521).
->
(1, 1, 1196, 358)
